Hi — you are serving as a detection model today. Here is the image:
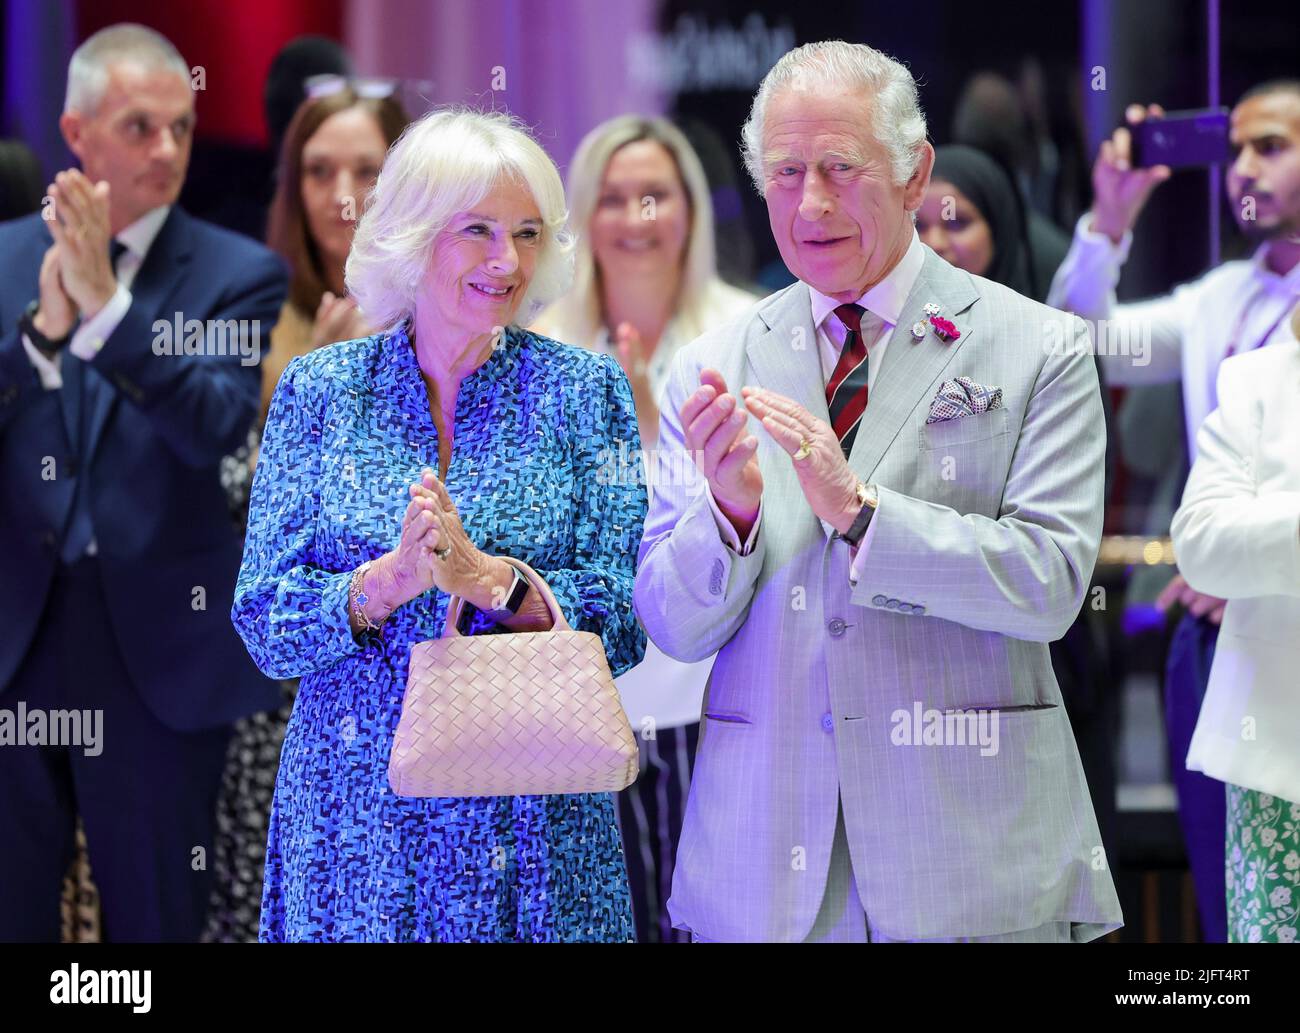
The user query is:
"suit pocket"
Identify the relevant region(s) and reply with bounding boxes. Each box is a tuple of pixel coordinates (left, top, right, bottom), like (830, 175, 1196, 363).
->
(703, 712, 752, 725)
(918, 406, 1013, 451)
(941, 702, 1058, 715)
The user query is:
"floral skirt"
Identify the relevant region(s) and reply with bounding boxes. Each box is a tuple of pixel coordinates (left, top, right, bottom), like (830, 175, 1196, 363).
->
(1226, 783, 1300, 943)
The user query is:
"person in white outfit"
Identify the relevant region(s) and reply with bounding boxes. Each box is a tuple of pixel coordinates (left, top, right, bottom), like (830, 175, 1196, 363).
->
(1170, 303, 1300, 943)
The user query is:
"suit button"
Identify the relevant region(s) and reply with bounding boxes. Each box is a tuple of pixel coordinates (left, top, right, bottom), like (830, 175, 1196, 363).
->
(872, 594, 887, 607)
(708, 557, 725, 596)
(913, 605, 926, 616)
(821, 712, 834, 733)
(886, 598, 900, 610)
(896, 602, 911, 614)
(827, 617, 847, 637)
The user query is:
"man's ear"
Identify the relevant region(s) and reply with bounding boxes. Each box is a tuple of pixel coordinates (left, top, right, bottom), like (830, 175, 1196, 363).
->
(59, 111, 85, 162)
(903, 141, 935, 213)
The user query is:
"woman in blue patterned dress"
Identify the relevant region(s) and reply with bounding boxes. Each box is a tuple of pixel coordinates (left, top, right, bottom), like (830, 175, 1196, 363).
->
(232, 108, 646, 942)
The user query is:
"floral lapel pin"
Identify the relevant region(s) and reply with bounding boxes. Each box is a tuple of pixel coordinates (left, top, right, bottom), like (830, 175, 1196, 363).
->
(916, 302, 960, 343)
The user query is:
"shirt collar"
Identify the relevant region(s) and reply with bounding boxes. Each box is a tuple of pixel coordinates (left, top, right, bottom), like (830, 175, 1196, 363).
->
(114, 205, 171, 261)
(808, 228, 926, 334)
(1249, 239, 1300, 293)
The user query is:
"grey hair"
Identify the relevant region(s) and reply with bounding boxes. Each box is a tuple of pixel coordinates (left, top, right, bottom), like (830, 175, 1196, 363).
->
(740, 40, 928, 192)
(65, 23, 191, 115)
(346, 107, 575, 333)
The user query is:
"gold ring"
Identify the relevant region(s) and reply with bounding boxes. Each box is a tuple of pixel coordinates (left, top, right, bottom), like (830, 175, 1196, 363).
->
(793, 438, 813, 461)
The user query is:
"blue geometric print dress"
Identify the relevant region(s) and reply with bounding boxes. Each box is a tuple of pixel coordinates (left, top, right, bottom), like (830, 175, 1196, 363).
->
(232, 323, 646, 941)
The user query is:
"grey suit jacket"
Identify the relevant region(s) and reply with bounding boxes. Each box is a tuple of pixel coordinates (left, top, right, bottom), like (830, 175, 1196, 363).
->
(634, 245, 1124, 942)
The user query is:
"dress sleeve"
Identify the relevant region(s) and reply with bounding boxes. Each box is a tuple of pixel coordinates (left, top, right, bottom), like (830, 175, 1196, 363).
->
(527, 354, 648, 677)
(231, 355, 369, 678)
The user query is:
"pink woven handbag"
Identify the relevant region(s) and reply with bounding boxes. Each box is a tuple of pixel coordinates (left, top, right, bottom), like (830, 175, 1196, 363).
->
(388, 558, 639, 798)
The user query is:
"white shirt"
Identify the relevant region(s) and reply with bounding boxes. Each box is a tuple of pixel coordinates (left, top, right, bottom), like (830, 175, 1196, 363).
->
(23, 205, 171, 390)
(707, 228, 927, 588)
(1046, 213, 1300, 459)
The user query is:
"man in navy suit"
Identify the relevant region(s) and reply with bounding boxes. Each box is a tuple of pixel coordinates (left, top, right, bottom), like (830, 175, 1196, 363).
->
(0, 24, 286, 941)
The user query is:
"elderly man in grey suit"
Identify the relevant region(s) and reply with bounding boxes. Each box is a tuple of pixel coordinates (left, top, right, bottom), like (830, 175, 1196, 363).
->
(634, 40, 1123, 943)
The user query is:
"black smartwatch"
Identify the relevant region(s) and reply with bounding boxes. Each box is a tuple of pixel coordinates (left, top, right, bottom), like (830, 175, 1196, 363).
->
(18, 299, 72, 358)
(484, 564, 530, 621)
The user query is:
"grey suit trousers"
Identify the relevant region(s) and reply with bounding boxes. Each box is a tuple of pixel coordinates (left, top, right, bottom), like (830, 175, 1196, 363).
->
(693, 795, 1081, 943)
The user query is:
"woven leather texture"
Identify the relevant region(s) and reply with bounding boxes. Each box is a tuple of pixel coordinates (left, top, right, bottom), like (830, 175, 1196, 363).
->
(389, 626, 639, 798)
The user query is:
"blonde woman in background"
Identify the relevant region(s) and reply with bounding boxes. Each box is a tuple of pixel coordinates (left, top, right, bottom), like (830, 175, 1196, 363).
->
(534, 115, 757, 943)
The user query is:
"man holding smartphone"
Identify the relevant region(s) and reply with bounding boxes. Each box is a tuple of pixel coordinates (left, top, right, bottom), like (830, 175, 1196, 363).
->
(1047, 81, 1300, 943)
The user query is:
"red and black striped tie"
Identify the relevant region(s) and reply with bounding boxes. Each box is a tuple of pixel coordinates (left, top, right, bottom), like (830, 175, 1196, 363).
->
(825, 303, 872, 456)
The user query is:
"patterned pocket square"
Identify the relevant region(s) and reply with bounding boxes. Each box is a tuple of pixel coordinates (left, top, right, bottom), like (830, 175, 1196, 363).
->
(926, 376, 1004, 424)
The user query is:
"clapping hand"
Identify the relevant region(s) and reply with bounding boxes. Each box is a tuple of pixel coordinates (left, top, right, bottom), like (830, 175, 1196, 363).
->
(367, 469, 507, 614)
(742, 386, 861, 535)
(33, 244, 78, 341)
(45, 169, 117, 319)
(613, 321, 660, 447)
(679, 368, 763, 538)
(310, 291, 371, 350)
(365, 470, 447, 611)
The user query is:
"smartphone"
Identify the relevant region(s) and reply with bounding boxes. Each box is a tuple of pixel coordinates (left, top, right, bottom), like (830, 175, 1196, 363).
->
(1130, 107, 1232, 169)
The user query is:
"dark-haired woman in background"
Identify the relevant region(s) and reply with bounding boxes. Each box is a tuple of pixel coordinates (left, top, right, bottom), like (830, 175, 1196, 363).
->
(916, 143, 1039, 298)
(261, 82, 410, 422)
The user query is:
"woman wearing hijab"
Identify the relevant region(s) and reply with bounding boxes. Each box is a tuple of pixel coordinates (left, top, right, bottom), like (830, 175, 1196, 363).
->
(916, 143, 1040, 298)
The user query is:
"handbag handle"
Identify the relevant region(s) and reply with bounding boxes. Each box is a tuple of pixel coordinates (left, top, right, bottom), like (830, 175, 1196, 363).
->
(440, 556, 572, 637)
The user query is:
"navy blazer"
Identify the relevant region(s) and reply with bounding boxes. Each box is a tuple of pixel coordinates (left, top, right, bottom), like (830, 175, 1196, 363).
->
(0, 207, 288, 731)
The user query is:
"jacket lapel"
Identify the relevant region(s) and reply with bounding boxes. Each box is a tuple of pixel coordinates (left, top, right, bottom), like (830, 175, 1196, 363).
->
(744, 282, 828, 421)
(85, 207, 192, 463)
(847, 246, 980, 479)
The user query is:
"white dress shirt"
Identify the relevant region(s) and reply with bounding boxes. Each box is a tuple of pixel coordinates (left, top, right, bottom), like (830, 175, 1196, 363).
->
(23, 205, 171, 390)
(1046, 213, 1300, 458)
(707, 228, 927, 588)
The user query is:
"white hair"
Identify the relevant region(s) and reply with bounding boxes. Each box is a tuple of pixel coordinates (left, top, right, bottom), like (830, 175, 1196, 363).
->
(537, 115, 724, 347)
(740, 40, 928, 192)
(347, 107, 574, 333)
(65, 23, 190, 115)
